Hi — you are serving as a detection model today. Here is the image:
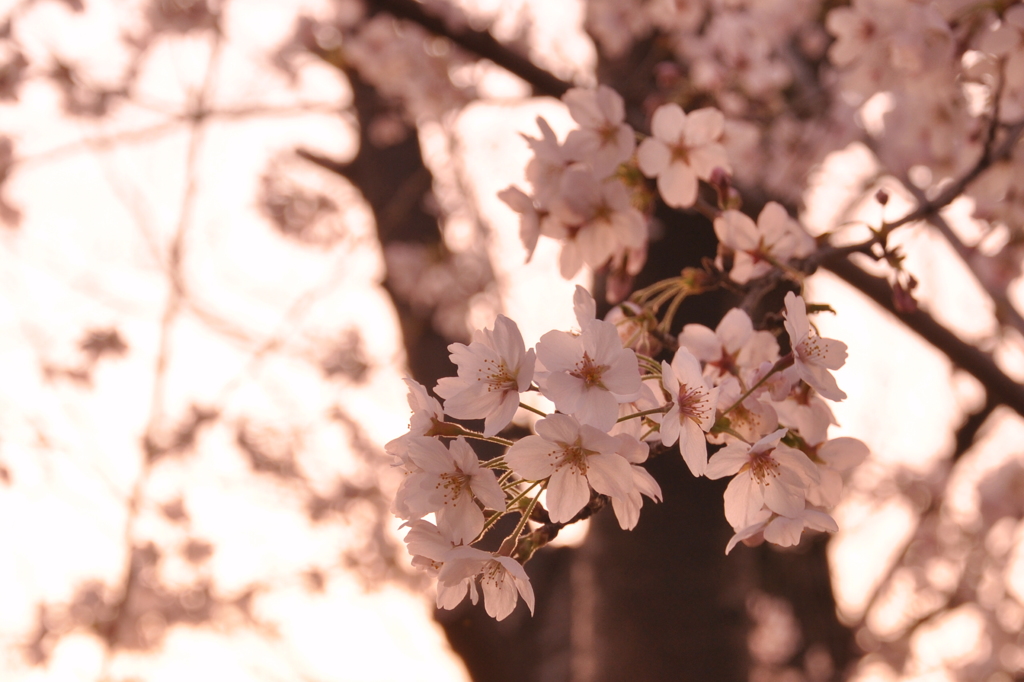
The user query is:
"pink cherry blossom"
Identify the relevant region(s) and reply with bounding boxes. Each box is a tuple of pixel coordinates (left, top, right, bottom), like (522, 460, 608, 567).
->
(395, 436, 506, 545)
(385, 377, 444, 470)
(725, 507, 838, 554)
(713, 202, 814, 284)
(535, 317, 642, 431)
(540, 166, 646, 279)
(435, 314, 536, 437)
(505, 413, 634, 524)
(677, 307, 779, 382)
(783, 292, 848, 401)
(562, 85, 636, 177)
(705, 428, 820, 530)
(402, 520, 482, 610)
(497, 186, 541, 262)
(608, 433, 663, 530)
(805, 436, 869, 509)
(437, 546, 535, 621)
(524, 116, 571, 208)
(637, 104, 730, 208)
(659, 348, 718, 476)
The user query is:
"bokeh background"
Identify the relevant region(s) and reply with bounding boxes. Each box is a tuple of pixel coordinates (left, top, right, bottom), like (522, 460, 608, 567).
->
(1, 0, 1023, 680)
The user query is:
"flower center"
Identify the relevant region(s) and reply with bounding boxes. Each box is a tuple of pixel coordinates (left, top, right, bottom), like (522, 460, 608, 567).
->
(570, 351, 609, 389)
(749, 448, 781, 485)
(437, 471, 470, 503)
(797, 334, 827, 364)
(670, 142, 691, 165)
(556, 440, 590, 476)
(479, 358, 516, 391)
(677, 384, 709, 421)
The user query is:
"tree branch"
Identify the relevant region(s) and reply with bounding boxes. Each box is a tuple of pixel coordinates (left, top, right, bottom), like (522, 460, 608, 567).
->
(824, 257, 1024, 420)
(366, 0, 573, 98)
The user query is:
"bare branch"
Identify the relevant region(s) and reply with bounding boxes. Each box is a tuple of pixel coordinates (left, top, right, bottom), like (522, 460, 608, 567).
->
(366, 0, 573, 98)
(824, 257, 1024, 420)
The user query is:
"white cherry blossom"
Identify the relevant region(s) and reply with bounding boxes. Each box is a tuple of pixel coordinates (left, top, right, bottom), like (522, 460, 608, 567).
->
(562, 85, 636, 177)
(705, 428, 819, 530)
(395, 436, 506, 545)
(783, 292, 848, 401)
(659, 348, 718, 476)
(435, 314, 536, 437)
(535, 316, 642, 431)
(713, 202, 814, 284)
(505, 413, 634, 524)
(437, 546, 535, 621)
(637, 104, 730, 208)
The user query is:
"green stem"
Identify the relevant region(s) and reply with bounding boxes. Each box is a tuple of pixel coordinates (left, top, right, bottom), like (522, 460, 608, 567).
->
(504, 480, 541, 510)
(476, 509, 506, 541)
(451, 426, 514, 447)
(508, 483, 544, 546)
(519, 401, 548, 417)
(617, 405, 670, 422)
(658, 290, 687, 333)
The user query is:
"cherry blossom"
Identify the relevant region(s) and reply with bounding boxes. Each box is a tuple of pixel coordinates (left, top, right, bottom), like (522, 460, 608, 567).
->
(403, 519, 481, 610)
(435, 314, 536, 437)
(805, 436, 870, 509)
(562, 85, 636, 177)
(659, 348, 718, 476)
(705, 428, 819, 530)
(505, 413, 634, 524)
(637, 104, 730, 208)
(540, 166, 647, 278)
(437, 546, 535, 621)
(783, 292, 848, 402)
(725, 507, 838, 555)
(395, 436, 506, 544)
(497, 186, 541, 262)
(385, 377, 444, 469)
(524, 116, 571, 208)
(677, 307, 779, 382)
(713, 375, 778, 445)
(609, 433, 663, 531)
(713, 202, 814, 284)
(535, 315, 642, 431)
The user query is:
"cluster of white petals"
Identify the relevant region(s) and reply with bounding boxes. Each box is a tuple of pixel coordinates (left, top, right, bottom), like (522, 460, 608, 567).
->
(637, 104, 730, 209)
(389, 275, 865, 620)
(714, 202, 815, 284)
(435, 314, 535, 437)
(499, 87, 648, 282)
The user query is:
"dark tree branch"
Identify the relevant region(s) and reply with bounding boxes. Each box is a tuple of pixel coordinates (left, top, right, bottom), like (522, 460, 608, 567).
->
(824, 258, 1024, 420)
(366, 0, 573, 98)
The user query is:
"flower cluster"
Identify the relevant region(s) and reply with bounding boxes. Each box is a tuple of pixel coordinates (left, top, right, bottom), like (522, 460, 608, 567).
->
(387, 80, 884, 621)
(389, 280, 865, 620)
(498, 86, 648, 285)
